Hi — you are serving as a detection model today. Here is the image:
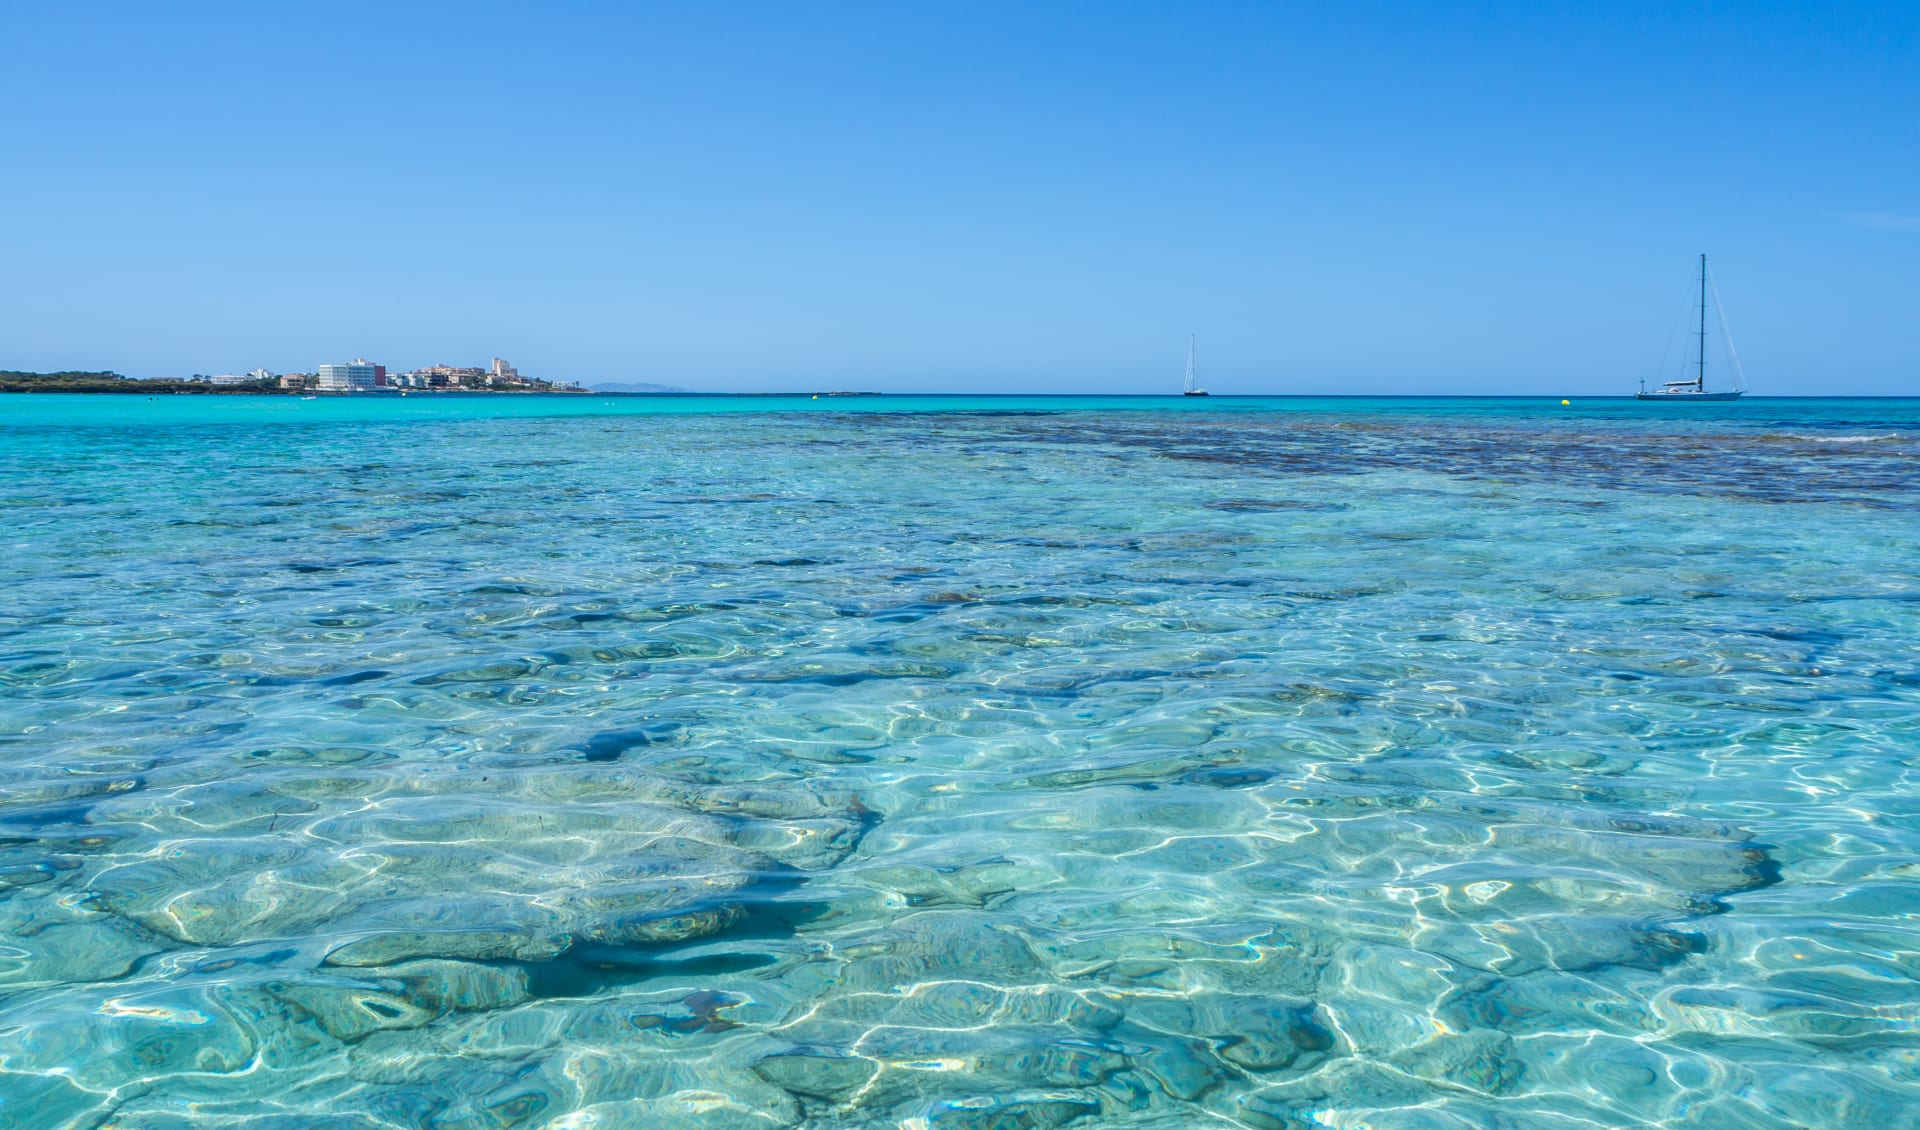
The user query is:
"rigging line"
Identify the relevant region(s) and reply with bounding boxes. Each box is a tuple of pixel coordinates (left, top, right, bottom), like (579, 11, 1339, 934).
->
(1708, 270, 1745, 392)
(1654, 269, 1695, 384)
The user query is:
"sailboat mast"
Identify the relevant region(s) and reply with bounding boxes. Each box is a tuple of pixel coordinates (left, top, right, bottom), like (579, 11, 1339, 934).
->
(1186, 334, 1195, 394)
(1696, 253, 1707, 391)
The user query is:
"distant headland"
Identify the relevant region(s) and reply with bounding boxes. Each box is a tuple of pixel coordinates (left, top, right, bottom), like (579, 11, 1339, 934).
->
(1, 367, 885, 398)
(1, 357, 586, 395)
(588, 381, 684, 394)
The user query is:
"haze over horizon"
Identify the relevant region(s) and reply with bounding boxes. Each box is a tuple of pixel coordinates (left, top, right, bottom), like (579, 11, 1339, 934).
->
(2, 1, 1914, 395)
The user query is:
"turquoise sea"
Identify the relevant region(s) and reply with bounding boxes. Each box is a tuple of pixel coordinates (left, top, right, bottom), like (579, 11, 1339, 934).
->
(3, 393, 1918, 1129)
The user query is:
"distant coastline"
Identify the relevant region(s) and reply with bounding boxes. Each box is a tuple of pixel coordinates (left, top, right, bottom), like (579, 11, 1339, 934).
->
(0, 372, 889, 398)
(0, 371, 591, 396)
(588, 381, 684, 394)
(586, 390, 884, 398)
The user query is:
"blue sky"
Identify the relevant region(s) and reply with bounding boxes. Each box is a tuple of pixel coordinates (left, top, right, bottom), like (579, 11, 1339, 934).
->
(2, 2, 1913, 393)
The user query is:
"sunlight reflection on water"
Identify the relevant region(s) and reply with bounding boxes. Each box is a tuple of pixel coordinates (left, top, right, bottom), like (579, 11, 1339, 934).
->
(1, 396, 1917, 1127)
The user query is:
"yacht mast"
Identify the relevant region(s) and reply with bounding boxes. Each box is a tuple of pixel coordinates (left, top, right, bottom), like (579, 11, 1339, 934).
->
(1696, 254, 1707, 391)
(1186, 334, 1196, 394)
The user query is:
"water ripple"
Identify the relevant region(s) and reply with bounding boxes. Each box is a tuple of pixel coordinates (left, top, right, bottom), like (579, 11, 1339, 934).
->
(1, 397, 1917, 1127)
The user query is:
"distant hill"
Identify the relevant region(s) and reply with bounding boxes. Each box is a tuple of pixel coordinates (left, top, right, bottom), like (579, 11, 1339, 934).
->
(589, 381, 685, 394)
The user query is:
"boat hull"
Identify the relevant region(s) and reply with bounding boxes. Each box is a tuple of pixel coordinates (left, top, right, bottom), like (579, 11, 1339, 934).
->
(1183, 391, 1209, 397)
(1635, 391, 1743, 401)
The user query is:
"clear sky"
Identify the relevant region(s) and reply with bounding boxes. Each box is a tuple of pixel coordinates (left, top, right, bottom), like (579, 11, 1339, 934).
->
(2, 2, 1914, 394)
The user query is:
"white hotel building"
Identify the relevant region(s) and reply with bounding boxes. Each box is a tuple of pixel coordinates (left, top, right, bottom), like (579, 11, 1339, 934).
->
(315, 360, 381, 391)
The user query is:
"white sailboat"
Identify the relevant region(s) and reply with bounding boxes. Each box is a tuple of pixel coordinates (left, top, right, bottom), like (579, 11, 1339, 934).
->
(1183, 334, 1208, 396)
(1637, 254, 1745, 401)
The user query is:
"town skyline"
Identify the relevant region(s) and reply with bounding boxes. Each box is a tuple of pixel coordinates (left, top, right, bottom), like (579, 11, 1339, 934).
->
(152, 356, 580, 392)
(0, 355, 595, 395)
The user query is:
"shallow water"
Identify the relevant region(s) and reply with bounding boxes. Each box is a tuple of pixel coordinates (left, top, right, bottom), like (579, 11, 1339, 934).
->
(3, 394, 1918, 1128)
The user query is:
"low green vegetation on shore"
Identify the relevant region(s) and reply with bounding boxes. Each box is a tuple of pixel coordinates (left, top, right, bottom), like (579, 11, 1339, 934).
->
(0, 371, 281, 394)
